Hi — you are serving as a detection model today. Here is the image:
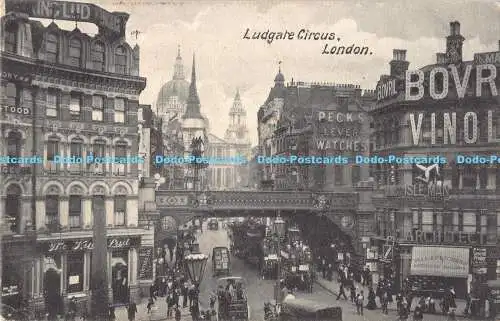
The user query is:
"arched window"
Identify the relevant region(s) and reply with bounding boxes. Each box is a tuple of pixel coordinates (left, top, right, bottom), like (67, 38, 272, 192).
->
(5, 184, 22, 233)
(69, 138, 83, 174)
(4, 21, 18, 53)
(45, 33, 59, 63)
(92, 41, 105, 71)
(7, 131, 22, 160)
(68, 38, 82, 67)
(92, 140, 106, 175)
(114, 195, 126, 226)
(45, 190, 60, 232)
(114, 142, 128, 176)
(114, 46, 127, 74)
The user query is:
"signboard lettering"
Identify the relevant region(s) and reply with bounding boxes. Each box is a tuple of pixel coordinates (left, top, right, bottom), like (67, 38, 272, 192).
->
(377, 78, 401, 101)
(1, 106, 32, 116)
(405, 229, 485, 245)
(472, 248, 487, 267)
(138, 247, 153, 280)
(1, 71, 31, 83)
(474, 52, 500, 65)
(410, 246, 469, 277)
(1, 166, 31, 175)
(5, 0, 127, 37)
(45, 237, 138, 252)
(385, 183, 450, 199)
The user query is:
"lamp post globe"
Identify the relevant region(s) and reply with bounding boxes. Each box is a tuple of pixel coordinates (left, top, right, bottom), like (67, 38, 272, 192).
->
(184, 252, 209, 284)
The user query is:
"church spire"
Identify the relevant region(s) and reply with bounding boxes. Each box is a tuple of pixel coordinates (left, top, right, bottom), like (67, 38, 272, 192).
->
(173, 45, 184, 80)
(183, 53, 203, 119)
(235, 88, 240, 101)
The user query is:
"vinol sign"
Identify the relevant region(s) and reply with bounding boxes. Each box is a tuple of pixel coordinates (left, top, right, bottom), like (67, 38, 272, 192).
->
(45, 237, 139, 252)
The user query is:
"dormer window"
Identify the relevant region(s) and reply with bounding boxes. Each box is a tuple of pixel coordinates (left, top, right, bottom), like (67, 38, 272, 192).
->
(92, 42, 105, 71)
(68, 38, 82, 67)
(46, 33, 59, 63)
(114, 46, 127, 74)
(4, 22, 18, 54)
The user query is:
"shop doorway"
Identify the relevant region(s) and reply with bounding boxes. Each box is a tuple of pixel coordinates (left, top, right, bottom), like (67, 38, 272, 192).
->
(111, 250, 129, 304)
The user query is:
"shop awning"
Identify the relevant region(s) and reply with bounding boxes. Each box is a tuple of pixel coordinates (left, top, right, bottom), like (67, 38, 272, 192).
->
(410, 246, 469, 278)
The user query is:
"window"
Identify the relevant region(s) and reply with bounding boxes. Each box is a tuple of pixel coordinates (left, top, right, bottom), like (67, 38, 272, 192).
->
(334, 166, 343, 185)
(114, 143, 127, 175)
(67, 253, 84, 293)
(7, 131, 22, 159)
(5, 185, 21, 233)
(421, 210, 433, 232)
(114, 46, 127, 74)
(68, 38, 82, 67)
(45, 195, 59, 230)
(4, 83, 18, 106)
(69, 139, 83, 173)
(4, 22, 17, 53)
(92, 140, 106, 175)
(114, 98, 125, 123)
(45, 33, 58, 63)
(22, 88, 32, 109)
(68, 195, 81, 229)
(92, 42, 105, 71)
(92, 96, 104, 121)
(463, 212, 476, 233)
(69, 94, 81, 119)
(46, 90, 59, 117)
(46, 139, 59, 161)
(114, 196, 126, 226)
(351, 165, 360, 186)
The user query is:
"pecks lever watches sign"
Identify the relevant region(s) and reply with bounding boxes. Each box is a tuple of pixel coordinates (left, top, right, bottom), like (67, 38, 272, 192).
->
(42, 237, 140, 252)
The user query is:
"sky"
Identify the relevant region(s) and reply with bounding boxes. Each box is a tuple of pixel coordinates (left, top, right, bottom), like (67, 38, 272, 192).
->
(11, 0, 500, 146)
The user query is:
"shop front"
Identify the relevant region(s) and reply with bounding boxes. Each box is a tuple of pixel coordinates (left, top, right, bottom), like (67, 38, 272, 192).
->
(407, 246, 469, 298)
(34, 236, 141, 312)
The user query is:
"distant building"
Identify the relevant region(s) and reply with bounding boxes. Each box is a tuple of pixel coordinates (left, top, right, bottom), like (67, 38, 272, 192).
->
(206, 90, 251, 190)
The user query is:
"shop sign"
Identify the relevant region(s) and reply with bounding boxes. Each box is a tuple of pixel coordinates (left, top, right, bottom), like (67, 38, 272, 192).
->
(474, 51, 500, 65)
(1, 165, 32, 175)
(1, 105, 32, 116)
(138, 247, 153, 280)
(376, 78, 403, 101)
(410, 246, 469, 278)
(45, 237, 139, 252)
(1, 71, 31, 83)
(2, 285, 19, 297)
(405, 229, 485, 245)
(472, 248, 487, 267)
(5, 0, 126, 38)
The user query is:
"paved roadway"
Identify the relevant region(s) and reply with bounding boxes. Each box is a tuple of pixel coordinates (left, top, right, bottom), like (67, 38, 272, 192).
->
(113, 221, 478, 321)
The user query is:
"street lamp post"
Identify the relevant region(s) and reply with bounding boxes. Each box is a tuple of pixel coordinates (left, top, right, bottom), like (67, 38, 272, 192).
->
(184, 252, 209, 313)
(273, 213, 286, 303)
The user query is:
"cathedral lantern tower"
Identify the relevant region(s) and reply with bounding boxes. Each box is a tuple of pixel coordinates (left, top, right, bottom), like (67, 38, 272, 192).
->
(225, 88, 250, 144)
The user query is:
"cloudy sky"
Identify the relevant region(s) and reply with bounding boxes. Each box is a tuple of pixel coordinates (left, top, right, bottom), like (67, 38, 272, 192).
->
(19, 0, 500, 145)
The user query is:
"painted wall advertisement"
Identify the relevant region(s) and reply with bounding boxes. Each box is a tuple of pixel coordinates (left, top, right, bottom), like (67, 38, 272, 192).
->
(138, 247, 153, 280)
(410, 246, 469, 278)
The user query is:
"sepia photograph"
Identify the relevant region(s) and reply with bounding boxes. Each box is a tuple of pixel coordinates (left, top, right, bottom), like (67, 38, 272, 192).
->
(0, 0, 499, 320)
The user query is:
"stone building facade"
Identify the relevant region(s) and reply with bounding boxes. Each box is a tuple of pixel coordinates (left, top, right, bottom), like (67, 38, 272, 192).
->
(0, 4, 151, 313)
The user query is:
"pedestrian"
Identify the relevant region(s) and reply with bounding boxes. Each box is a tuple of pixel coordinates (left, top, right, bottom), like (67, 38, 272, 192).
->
(356, 290, 364, 316)
(448, 308, 456, 321)
(398, 302, 409, 321)
(182, 281, 189, 308)
(127, 301, 137, 321)
(336, 282, 348, 300)
(413, 303, 424, 321)
(167, 293, 175, 318)
(150, 283, 157, 301)
(147, 297, 154, 313)
(366, 287, 377, 310)
(108, 306, 116, 321)
(350, 284, 356, 303)
(175, 305, 181, 321)
(381, 291, 389, 314)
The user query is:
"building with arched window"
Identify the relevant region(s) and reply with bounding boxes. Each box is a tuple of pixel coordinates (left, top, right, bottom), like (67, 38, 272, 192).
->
(1, 3, 149, 314)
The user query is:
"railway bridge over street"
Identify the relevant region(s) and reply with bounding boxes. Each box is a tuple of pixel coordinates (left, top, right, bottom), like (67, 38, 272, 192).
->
(139, 187, 372, 256)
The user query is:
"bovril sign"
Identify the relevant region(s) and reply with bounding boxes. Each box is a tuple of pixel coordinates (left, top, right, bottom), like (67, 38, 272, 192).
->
(45, 237, 139, 252)
(376, 78, 403, 101)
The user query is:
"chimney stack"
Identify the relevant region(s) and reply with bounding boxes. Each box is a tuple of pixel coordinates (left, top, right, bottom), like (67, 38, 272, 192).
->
(436, 53, 447, 64)
(446, 21, 465, 63)
(389, 49, 410, 77)
(450, 21, 460, 36)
